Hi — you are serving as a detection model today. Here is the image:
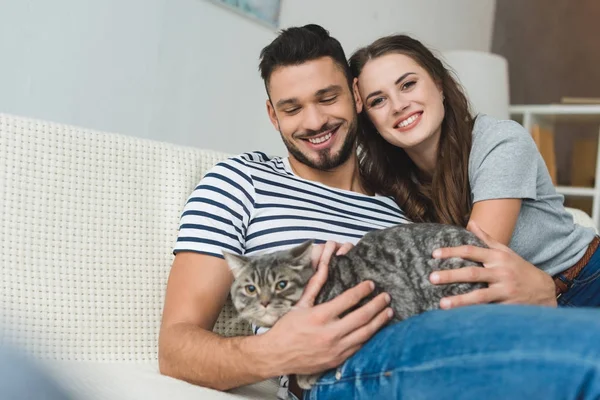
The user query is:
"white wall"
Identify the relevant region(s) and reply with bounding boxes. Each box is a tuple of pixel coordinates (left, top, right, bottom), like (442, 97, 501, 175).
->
(281, 0, 496, 56)
(0, 0, 495, 156)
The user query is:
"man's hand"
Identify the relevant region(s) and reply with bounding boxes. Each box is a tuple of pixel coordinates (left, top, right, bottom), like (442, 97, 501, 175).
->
(258, 241, 392, 377)
(429, 221, 557, 308)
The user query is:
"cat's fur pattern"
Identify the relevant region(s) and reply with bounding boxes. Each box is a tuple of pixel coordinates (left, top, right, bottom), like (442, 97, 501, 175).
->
(223, 223, 487, 390)
(316, 223, 487, 321)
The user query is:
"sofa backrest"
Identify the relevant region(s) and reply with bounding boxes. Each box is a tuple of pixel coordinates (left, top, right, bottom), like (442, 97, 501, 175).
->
(0, 114, 250, 363)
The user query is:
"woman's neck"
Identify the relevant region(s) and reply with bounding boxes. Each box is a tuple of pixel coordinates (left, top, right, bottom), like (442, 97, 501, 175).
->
(405, 127, 441, 177)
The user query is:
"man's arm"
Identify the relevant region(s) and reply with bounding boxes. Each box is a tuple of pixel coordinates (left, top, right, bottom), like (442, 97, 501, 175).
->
(158, 252, 268, 390)
(159, 248, 393, 391)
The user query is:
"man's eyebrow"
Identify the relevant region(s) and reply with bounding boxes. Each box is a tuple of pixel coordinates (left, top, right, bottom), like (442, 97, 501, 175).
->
(315, 85, 342, 97)
(365, 72, 417, 103)
(275, 98, 298, 108)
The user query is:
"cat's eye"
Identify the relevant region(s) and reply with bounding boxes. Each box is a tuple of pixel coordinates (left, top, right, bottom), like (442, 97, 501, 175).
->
(245, 285, 257, 295)
(276, 280, 288, 291)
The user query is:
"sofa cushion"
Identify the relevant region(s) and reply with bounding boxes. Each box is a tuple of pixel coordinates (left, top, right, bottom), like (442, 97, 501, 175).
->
(0, 113, 250, 361)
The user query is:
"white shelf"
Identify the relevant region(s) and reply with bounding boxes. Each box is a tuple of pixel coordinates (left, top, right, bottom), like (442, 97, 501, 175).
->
(510, 104, 600, 115)
(555, 186, 595, 196)
(509, 104, 600, 226)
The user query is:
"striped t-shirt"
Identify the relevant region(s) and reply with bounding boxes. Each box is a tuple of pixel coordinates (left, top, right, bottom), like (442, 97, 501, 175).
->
(174, 152, 408, 257)
(173, 152, 409, 399)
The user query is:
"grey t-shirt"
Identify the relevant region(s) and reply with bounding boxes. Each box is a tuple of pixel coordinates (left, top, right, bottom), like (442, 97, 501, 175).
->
(469, 114, 596, 275)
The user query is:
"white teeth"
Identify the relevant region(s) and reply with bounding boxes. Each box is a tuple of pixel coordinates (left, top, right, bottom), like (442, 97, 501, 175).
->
(396, 114, 419, 128)
(308, 132, 332, 144)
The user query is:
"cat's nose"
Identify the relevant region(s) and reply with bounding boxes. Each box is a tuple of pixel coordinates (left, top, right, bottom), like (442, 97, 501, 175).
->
(261, 301, 270, 308)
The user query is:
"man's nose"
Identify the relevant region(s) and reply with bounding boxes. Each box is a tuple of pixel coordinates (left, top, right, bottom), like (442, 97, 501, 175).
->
(303, 105, 328, 132)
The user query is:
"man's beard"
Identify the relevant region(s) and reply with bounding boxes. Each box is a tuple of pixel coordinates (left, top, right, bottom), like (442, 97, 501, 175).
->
(280, 115, 358, 171)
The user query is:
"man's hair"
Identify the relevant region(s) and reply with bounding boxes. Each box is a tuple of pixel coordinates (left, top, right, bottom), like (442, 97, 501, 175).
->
(258, 24, 352, 93)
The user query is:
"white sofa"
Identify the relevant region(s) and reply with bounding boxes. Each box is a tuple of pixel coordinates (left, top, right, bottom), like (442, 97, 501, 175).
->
(1, 113, 597, 399)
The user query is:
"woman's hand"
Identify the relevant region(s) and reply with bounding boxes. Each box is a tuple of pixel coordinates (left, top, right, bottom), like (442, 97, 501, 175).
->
(429, 221, 557, 308)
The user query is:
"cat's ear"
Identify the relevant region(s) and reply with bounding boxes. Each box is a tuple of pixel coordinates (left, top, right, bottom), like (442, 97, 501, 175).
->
(222, 251, 250, 279)
(288, 240, 314, 268)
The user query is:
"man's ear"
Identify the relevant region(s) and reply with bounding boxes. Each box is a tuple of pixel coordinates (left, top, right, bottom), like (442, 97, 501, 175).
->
(266, 99, 280, 131)
(352, 78, 363, 113)
(222, 251, 250, 279)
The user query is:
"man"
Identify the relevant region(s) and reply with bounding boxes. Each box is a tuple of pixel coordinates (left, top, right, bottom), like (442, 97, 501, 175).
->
(158, 24, 600, 399)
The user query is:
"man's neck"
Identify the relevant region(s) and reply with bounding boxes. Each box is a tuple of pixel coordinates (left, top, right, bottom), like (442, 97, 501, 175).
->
(288, 153, 367, 194)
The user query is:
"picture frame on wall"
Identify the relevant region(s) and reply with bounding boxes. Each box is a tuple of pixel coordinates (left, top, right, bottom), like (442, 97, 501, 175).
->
(206, 0, 282, 29)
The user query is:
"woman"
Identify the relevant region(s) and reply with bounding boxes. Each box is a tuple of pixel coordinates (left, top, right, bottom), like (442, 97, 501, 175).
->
(348, 34, 600, 307)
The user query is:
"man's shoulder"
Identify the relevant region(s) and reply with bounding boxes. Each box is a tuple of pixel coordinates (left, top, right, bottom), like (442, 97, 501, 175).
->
(213, 151, 286, 175)
(202, 151, 282, 183)
(229, 151, 277, 163)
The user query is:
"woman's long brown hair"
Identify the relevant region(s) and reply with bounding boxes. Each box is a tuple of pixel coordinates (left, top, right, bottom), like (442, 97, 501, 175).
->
(350, 35, 475, 227)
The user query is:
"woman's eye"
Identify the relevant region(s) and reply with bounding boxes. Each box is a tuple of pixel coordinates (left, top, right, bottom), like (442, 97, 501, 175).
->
(276, 281, 288, 290)
(402, 81, 416, 90)
(245, 285, 257, 294)
(370, 98, 384, 107)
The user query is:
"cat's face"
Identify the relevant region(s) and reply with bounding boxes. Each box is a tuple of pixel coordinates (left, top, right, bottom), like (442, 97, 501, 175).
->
(223, 241, 314, 328)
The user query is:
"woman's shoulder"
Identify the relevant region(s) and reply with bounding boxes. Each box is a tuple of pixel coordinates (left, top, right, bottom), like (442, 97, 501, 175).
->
(471, 114, 536, 156)
(472, 114, 529, 141)
(467, 114, 542, 203)
(469, 114, 539, 173)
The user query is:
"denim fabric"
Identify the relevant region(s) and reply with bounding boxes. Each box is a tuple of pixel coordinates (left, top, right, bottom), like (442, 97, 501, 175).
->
(305, 305, 600, 400)
(558, 245, 600, 307)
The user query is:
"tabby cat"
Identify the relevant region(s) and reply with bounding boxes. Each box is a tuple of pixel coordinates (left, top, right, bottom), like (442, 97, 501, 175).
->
(223, 222, 487, 389)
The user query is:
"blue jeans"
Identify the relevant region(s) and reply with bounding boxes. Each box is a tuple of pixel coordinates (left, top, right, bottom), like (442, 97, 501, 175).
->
(557, 245, 600, 307)
(304, 305, 600, 400)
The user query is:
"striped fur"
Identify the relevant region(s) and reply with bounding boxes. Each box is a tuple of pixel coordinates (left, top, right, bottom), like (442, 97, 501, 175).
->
(226, 222, 486, 328)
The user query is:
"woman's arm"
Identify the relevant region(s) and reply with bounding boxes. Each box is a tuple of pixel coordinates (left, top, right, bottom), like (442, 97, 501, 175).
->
(467, 118, 540, 246)
(430, 118, 557, 307)
(469, 199, 522, 246)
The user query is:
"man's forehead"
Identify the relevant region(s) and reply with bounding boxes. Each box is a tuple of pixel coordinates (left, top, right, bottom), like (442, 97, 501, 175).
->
(268, 57, 348, 102)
